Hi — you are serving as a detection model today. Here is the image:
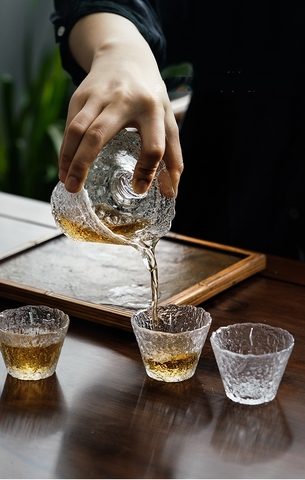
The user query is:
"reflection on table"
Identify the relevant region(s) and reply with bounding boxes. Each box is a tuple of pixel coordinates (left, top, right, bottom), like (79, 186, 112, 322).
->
(211, 398, 292, 465)
(0, 374, 67, 438)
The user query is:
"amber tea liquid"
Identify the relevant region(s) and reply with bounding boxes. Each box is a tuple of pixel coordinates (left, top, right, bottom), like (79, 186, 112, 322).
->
(55, 213, 150, 244)
(1, 340, 64, 380)
(143, 352, 199, 382)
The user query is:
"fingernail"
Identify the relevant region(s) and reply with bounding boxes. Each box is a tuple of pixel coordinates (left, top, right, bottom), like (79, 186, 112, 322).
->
(65, 176, 80, 192)
(134, 179, 149, 194)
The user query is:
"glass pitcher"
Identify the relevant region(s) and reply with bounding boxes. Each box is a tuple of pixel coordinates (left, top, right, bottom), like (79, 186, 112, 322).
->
(50, 129, 176, 251)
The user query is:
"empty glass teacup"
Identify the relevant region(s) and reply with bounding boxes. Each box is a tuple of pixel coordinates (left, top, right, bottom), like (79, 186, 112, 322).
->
(210, 322, 294, 405)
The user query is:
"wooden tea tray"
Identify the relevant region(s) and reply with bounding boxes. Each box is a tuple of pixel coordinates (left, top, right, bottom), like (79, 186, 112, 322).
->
(0, 193, 266, 331)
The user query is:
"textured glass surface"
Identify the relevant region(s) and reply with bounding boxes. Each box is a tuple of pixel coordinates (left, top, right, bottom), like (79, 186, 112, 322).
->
(210, 323, 294, 405)
(51, 129, 175, 249)
(0, 305, 69, 380)
(131, 304, 212, 382)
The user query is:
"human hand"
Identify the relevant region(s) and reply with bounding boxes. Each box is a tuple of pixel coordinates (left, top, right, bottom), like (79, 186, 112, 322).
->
(58, 13, 183, 196)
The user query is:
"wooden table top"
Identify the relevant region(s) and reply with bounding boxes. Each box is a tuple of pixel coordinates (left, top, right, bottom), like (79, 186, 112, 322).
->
(0, 194, 304, 478)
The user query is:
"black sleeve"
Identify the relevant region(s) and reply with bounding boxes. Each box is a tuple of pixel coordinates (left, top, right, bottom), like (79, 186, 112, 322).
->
(50, 0, 166, 85)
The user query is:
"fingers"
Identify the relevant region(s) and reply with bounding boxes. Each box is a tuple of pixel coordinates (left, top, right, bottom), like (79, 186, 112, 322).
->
(61, 108, 183, 196)
(59, 82, 183, 196)
(58, 94, 101, 190)
(59, 97, 123, 193)
(132, 108, 183, 197)
(132, 117, 166, 194)
(162, 113, 184, 197)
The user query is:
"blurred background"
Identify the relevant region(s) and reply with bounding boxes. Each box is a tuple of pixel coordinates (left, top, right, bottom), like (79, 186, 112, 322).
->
(0, 0, 73, 202)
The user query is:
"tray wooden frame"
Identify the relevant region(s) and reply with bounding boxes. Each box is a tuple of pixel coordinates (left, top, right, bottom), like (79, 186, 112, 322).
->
(0, 231, 266, 331)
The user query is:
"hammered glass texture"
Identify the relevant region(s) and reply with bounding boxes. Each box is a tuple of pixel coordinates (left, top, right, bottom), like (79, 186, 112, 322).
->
(0, 305, 69, 380)
(51, 129, 175, 248)
(131, 304, 212, 382)
(210, 323, 294, 405)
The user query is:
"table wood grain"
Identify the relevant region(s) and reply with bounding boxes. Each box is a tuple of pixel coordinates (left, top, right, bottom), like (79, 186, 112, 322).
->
(0, 253, 304, 479)
(0, 193, 304, 478)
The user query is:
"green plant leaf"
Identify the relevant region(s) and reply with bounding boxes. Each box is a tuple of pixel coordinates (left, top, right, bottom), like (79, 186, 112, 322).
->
(0, 41, 72, 200)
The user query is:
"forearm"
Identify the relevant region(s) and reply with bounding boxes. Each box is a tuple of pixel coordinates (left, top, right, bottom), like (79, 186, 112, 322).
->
(69, 12, 158, 76)
(51, 0, 166, 84)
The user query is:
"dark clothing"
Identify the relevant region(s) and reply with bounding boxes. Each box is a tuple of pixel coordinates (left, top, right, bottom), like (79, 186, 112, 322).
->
(51, 0, 305, 260)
